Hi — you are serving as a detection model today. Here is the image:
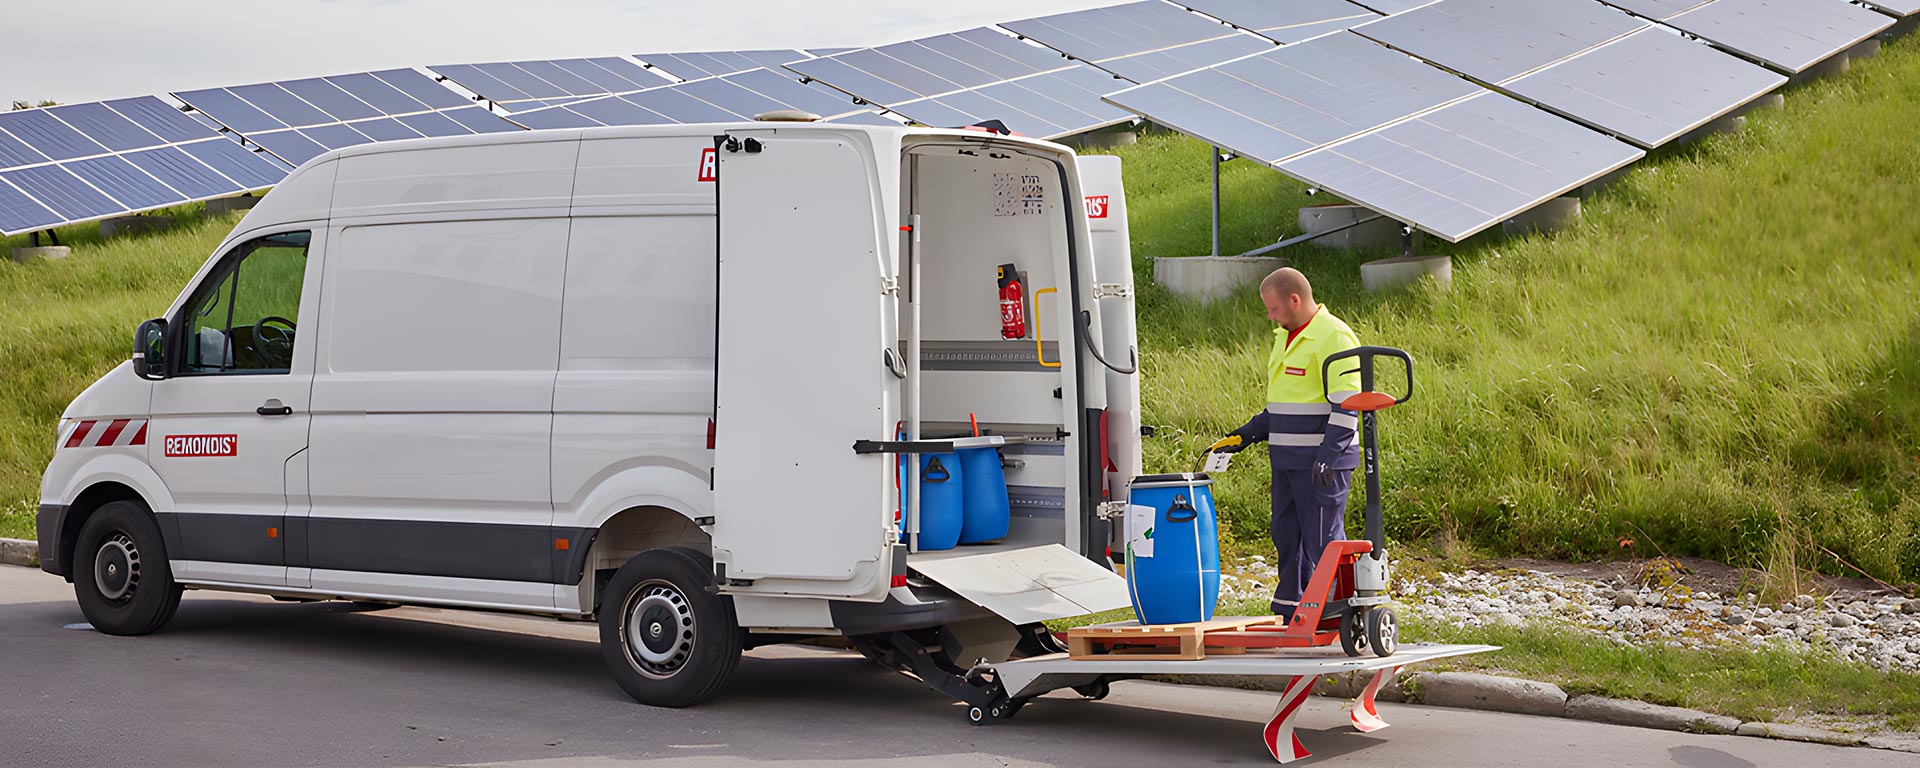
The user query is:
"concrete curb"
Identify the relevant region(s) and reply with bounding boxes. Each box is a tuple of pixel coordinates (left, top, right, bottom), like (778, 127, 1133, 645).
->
(1163, 667, 1917, 753)
(0, 538, 36, 569)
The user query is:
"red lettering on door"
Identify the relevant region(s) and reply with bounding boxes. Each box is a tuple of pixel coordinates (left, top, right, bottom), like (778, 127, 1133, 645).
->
(164, 434, 238, 457)
(698, 147, 718, 182)
(1085, 195, 1109, 219)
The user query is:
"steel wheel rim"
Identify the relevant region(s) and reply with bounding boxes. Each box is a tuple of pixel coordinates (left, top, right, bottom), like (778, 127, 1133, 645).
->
(1376, 611, 1397, 653)
(622, 579, 695, 680)
(1347, 611, 1369, 653)
(93, 532, 140, 603)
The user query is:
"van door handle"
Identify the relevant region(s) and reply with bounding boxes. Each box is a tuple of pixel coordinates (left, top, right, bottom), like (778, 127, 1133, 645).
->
(257, 400, 293, 416)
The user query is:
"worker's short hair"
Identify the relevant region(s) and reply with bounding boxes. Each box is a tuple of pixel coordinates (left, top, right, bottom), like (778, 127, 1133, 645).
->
(1260, 267, 1310, 301)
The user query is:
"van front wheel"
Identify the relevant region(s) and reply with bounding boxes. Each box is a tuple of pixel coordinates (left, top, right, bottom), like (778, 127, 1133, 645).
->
(73, 500, 182, 636)
(599, 548, 741, 707)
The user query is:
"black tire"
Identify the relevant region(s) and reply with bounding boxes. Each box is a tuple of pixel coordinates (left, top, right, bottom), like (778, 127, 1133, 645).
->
(1338, 609, 1368, 657)
(599, 547, 741, 708)
(1366, 607, 1398, 658)
(72, 500, 182, 636)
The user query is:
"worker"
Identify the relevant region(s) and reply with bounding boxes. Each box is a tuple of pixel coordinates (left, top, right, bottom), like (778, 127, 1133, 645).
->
(1209, 268, 1363, 623)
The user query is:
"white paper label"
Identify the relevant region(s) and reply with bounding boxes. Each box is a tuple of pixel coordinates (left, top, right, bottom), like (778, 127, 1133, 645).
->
(1204, 451, 1233, 474)
(1127, 503, 1156, 558)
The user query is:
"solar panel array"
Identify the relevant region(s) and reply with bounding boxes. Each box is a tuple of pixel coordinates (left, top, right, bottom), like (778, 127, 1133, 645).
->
(1861, 0, 1920, 17)
(1278, 93, 1642, 240)
(429, 57, 667, 110)
(1177, 0, 1383, 44)
(507, 67, 893, 130)
(637, 50, 811, 81)
(1353, 0, 1650, 83)
(784, 27, 1134, 139)
(1645, 0, 1894, 73)
(1001, 1, 1275, 83)
(0, 97, 288, 236)
(174, 69, 524, 168)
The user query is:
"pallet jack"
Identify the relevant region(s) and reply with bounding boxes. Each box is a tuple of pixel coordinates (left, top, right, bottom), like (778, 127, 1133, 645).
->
(1198, 345, 1415, 659)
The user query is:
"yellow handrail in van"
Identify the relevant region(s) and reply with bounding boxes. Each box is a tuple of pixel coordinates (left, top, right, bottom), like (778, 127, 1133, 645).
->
(1033, 287, 1061, 369)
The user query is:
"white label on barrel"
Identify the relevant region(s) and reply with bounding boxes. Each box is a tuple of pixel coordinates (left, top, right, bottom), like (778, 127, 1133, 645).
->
(1127, 504, 1156, 557)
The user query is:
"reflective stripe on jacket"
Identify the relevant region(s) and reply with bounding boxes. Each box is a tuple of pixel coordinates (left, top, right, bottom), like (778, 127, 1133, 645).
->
(1251, 305, 1363, 469)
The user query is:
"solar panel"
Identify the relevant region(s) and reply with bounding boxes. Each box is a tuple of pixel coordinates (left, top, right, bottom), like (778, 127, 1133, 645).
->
(638, 50, 810, 81)
(43, 103, 163, 153)
(279, 78, 384, 122)
(474, 62, 572, 100)
(229, 83, 333, 128)
(0, 178, 61, 234)
(1178, 0, 1382, 44)
(2, 165, 122, 222)
(1859, 0, 1920, 16)
(299, 123, 375, 150)
(432, 64, 534, 103)
(178, 138, 286, 190)
(173, 87, 287, 133)
(62, 155, 185, 211)
(1352, 0, 1650, 84)
(506, 67, 883, 130)
(1595, 0, 1714, 21)
(0, 109, 111, 162)
(1505, 27, 1786, 148)
(514, 61, 604, 95)
(1656, 0, 1894, 73)
(1347, 0, 1439, 13)
(1102, 32, 1482, 164)
(394, 111, 472, 138)
(0, 128, 49, 167)
(372, 68, 471, 110)
(325, 72, 434, 115)
(443, 107, 522, 133)
(1001, 1, 1274, 83)
(104, 97, 214, 144)
(124, 145, 239, 200)
(556, 58, 665, 92)
(247, 130, 330, 167)
(346, 118, 423, 142)
(1276, 92, 1644, 241)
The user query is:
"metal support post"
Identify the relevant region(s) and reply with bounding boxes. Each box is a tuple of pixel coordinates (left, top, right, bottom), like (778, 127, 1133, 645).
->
(1210, 146, 1222, 257)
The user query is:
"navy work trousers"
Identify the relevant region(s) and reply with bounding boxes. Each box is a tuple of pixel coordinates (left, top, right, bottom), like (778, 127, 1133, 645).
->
(1269, 467, 1351, 621)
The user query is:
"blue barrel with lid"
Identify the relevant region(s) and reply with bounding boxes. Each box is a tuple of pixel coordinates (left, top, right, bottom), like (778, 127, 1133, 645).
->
(1125, 473, 1221, 625)
(957, 446, 1010, 544)
(916, 453, 964, 551)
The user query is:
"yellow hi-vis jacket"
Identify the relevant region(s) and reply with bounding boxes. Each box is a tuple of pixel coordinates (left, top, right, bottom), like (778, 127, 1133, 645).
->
(1234, 305, 1364, 471)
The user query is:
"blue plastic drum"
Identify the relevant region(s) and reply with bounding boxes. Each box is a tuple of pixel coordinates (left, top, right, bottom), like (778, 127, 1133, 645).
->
(1125, 473, 1221, 625)
(957, 447, 1011, 544)
(916, 453, 965, 551)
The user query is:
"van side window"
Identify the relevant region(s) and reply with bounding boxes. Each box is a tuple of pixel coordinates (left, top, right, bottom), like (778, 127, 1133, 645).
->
(179, 231, 311, 375)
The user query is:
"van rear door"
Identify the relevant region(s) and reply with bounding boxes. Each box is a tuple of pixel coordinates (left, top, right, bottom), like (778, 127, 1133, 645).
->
(711, 129, 897, 601)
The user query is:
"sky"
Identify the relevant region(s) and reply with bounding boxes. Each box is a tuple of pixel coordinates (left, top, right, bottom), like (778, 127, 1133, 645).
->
(6, 0, 1123, 105)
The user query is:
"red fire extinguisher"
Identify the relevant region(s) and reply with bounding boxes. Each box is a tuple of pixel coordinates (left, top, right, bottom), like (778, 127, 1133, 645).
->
(997, 263, 1026, 340)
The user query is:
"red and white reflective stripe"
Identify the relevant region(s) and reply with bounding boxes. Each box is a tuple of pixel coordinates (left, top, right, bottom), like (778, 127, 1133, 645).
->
(63, 419, 148, 449)
(1262, 674, 1318, 764)
(1350, 665, 1400, 733)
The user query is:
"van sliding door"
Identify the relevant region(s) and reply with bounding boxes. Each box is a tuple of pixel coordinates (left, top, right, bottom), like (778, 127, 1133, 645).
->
(711, 131, 897, 601)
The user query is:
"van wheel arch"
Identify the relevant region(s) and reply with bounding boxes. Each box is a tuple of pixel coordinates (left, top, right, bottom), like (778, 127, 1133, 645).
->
(56, 482, 151, 581)
(582, 505, 712, 614)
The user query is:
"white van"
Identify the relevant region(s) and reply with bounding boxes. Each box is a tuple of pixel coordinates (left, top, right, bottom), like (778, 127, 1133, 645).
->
(37, 121, 1143, 711)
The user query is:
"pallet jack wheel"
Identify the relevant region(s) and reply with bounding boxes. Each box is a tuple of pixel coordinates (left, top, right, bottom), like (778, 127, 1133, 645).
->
(1072, 680, 1110, 700)
(1366, 607, 1398, 658)
(1338, 609, 1369, 657)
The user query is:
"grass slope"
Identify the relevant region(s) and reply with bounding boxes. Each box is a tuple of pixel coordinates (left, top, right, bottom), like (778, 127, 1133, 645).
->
(2, 39, 1918, 590)
(1086, 36, 1920, 585)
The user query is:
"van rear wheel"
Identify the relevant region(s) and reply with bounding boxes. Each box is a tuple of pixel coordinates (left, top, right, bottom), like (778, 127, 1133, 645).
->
(73, 500, 182, 636)
(599, 547, 741, 707)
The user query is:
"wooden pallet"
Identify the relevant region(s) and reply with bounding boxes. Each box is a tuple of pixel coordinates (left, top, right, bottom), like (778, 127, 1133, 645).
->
(1066, 616, 1289, 661)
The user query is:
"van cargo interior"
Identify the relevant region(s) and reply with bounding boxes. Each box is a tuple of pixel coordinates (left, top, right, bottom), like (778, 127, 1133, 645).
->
(899, 142, 1089, 561)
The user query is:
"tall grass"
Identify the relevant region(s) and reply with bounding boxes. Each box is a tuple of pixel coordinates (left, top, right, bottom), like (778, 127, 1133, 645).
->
(1088, 36, 1920, 583)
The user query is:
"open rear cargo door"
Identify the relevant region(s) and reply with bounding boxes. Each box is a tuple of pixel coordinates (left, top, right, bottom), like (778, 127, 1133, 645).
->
(909, 544, 1129, 625)
(712, 130, 897, 601)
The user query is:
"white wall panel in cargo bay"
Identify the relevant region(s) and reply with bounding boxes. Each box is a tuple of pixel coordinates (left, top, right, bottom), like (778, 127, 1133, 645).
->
(712, 133, 895, 598)
(308, 218, 565, 548)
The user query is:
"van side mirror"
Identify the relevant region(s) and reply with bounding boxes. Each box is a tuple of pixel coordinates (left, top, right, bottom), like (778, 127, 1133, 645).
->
(133, 318, 168, 381)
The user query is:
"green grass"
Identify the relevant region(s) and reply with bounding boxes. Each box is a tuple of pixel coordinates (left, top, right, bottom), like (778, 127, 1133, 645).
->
(0, 209, 243, 538)
(1084, 35, 1920, 585)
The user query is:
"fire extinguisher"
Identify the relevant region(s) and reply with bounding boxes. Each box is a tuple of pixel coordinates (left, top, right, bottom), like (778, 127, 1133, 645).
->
(997, 263, 1026, 340)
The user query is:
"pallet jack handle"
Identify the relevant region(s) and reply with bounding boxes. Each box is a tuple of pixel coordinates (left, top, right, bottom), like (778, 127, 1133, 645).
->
(1322, 346, 1415, 556)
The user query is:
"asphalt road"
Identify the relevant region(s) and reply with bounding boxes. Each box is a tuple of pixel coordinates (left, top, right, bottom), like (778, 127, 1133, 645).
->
(0, 565, 1906, 768)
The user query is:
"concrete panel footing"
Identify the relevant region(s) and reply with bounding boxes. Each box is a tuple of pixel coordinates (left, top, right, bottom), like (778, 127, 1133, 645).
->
(1297, 204, 1403, 250)
(11, 246, 71, 263)
(204, 196, 260, 217)
(1503, 197, 1582, 237)
(99, 215, 175, 238)
(1153, 256, 1288, 302)
(1848, 38, 1881, 61)
(1360, 254, 1451, 292)
(1580, 165, 1634, 198)
(1789, 53, 1850, 86)
(1674, 113, 1746, 147)
(1061, 131, 1138, 150)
